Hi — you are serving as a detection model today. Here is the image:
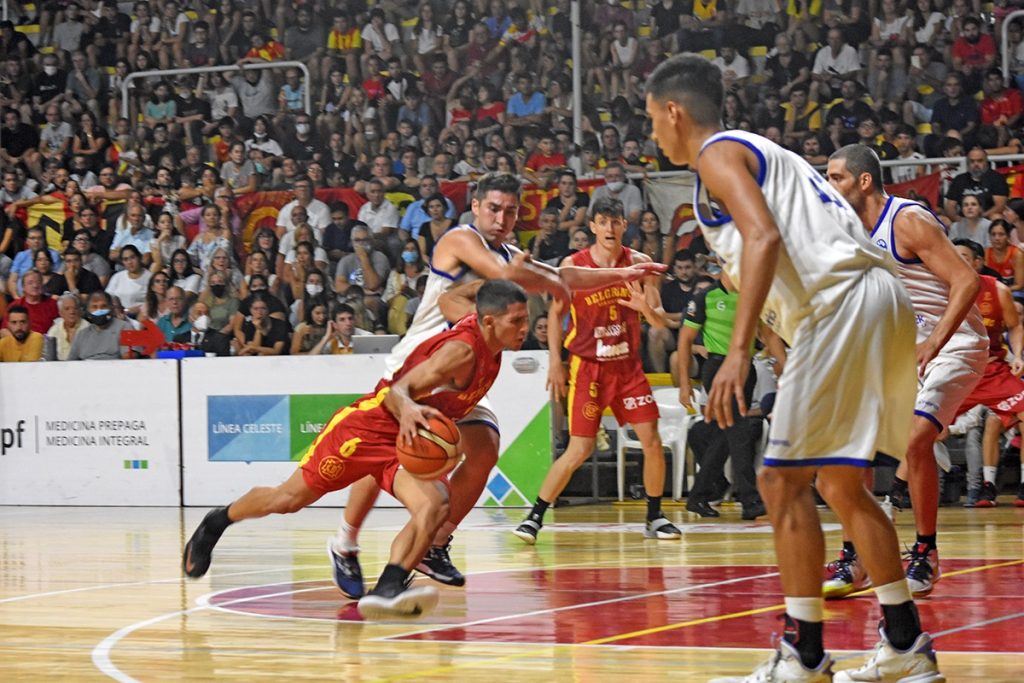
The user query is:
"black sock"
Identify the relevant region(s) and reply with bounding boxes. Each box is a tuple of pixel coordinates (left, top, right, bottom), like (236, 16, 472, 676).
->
(205, 506, 234, 536)
(882, 601, 922, 651)
(842, 540, 856, 555)
(646, 495, 662, 521)
(782, 614, 825, 670)
(915, 533, 937, 551)
(528, 497, 550, 524)
(376, 563, 410, 592)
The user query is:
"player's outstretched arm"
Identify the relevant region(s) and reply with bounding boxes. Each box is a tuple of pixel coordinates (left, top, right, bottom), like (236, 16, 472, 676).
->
(557, 261, 668, 292)
(898, 206, 980, 373)
(385, 341, 476, 446)
(697, 141, 782, 428)
(616, 252, 668, 329)
(546, 294, 569, 401)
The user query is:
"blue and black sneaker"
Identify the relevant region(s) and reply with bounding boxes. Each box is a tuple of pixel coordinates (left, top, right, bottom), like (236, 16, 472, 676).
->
(326, 538, 364, 599)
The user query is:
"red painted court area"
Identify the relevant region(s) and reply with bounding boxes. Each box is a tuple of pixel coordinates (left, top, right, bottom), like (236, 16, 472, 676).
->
(210, 560, 1024, 652)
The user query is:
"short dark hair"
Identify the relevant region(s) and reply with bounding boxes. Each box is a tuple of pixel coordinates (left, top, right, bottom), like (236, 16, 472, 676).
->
(673, 249, 695, 264)
(952, 238, 984, 259)
(88, 290, 113, 307)
(7, 304, 28, 318)
(591, 196, 625, 220)
(334, 302, 355, 318)
(646, 54, 723, 127)
(475, 172, 521, 199)
(829, 144, 884, 192)
(476, 279, 527, 317)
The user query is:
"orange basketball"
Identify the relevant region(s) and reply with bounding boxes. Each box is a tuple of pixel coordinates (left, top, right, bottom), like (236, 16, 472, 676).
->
(396, 415, 461, 479)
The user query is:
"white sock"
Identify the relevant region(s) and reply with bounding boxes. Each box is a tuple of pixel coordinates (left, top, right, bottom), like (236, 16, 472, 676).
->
(335, 520, 360, 553)
(784, 596, 823, 623)
(874, 578, 913, 606)
(983, 466, 997, 484)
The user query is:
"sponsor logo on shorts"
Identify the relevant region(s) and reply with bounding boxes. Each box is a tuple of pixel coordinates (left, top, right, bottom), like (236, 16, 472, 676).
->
(318, 456, 346, 481)
(582, 402, 601, 420)
(622, 394, 654, 411)
(996, 389, 1024, 413)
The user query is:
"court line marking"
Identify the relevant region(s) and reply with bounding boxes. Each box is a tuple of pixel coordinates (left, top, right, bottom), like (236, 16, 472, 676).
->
(372, 558, 1024, 682)
(374, 568, 781, 642)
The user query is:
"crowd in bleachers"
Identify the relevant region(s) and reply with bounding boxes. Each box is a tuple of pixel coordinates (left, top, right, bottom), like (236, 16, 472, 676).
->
(2, 0, 1024, 365)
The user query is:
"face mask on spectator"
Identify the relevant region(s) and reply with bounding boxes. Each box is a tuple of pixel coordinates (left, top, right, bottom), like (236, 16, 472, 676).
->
(86, 309, 112, 326)
(193, 314, 210, 332)
(296, 124, 310, 135)
(44, 65, 58, 76)
(606, 181, 625, 193)
(401, 251, 418, 264)
(210, 284, 227, 297)
(305, 283, 324, 296)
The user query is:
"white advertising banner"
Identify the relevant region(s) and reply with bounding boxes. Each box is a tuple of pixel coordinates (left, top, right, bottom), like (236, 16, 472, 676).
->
(180, 352, 551, 507)
(0, 360, 181, 505)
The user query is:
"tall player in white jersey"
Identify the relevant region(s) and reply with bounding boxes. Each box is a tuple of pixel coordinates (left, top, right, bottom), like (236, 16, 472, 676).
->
(326, 173, 665, 597)
(647, 55, 944, 683)
(826, 145, 986, 600)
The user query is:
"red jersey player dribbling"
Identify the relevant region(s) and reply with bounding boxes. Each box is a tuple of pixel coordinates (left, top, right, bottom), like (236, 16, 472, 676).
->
(513, 196, 682, 544)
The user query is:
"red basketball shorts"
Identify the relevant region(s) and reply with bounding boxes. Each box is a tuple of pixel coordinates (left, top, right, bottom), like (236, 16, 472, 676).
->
(956, 359, 1024, 428)
(566, 356, 659, 438)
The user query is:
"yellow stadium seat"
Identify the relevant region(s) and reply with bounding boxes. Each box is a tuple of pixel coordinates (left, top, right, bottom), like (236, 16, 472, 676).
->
(749, 45, 768, 57)
(916, 122, 933, 135)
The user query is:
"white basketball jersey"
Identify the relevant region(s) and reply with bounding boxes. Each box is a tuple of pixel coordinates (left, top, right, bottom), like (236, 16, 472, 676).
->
(870, 195, 987, 352)
(384, 224, 512, 375)
(694, 130, 894, 343)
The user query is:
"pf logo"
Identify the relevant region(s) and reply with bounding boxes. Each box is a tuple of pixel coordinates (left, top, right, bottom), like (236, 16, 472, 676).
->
(318, 456, 346, 481)
(582, 402, 601, 420)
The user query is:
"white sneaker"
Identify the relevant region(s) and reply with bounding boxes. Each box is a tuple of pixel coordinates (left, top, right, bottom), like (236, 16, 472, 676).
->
(833, 626, 945, 682)
(710, 637, 833, 682)
(643, 515, 682, 540)
(356, 585, 439, 620)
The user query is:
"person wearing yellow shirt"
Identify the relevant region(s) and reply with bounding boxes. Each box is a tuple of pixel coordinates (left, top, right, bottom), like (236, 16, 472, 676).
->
(0, 306, 43, 362)
(782, 84, 823, 149)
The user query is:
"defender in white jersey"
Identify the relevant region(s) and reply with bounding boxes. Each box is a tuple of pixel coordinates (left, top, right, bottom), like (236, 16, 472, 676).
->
(326, 173, 666, 598)
(647, 55, 943, 683)
(827, 145, 985, 603)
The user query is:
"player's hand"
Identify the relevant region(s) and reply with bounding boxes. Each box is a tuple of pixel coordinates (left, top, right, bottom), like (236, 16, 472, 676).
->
(1012, 356, 1024, 377)
(616, 280, 648, 313)
(705, 352, 749, 429)
(622, 262, 667, 281)
(916, 339, 940, 377)
(547, 360, 569, 402)
(397, 402, 444, 448)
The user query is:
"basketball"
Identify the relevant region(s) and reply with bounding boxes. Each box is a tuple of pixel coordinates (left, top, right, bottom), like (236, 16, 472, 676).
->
(396, 415, 461, 479)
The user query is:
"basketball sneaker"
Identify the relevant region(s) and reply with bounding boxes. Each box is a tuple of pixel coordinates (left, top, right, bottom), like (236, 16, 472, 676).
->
(833, 623, 945, 682)
(1015, 483, 1024, 507)
(326, 538, 364, 599)
(709, 636, 833, 683)
(512, 518, 542, 545)
(644, 515, 682, 539)
(905, 543, 941, 597)
(823, 548, 871, 599)
(182, 507, 229, 579)
(963, 488, 980, 508)
(357, 584, 439, 620)
(415, 536, 465, 586)
(975, 481, 998, 508)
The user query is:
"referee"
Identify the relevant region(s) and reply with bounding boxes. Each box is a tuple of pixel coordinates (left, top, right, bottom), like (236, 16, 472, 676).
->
(677, 272, 766, 520)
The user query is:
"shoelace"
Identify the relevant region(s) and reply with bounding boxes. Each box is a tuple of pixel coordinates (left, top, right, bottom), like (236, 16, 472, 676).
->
(903, 546, 933, 580)
(825, 551, 855, 581)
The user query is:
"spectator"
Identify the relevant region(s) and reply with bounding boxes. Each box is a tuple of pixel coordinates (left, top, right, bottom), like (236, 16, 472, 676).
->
(528, 207, 570, 267)
(980, 68, 1023, 148)
(357, 178, 401, 243)
(236, 294, 288, 355)
(139, 270, 171, 322)
(275, 175, 330, 236)
(168, 248, 202, 297)
(106, 244, 152, 317)
(944, 146, 1010, 220)
(547, 169, 589, 233)
(32, 248, 60, 297)
(652, 249, 699, 379)
(867, 47, 908, 111)
(505, 72, 546, 134)
(156, 286, 190, 341)
(891, 124, 927, 182)
(400, 176, 456, 236)
(766, 32, 811, 101)
(236, 271, 288, 325)
(949, 195, 993, 246)
(811, 27, 863, 102)
(289, 267, 329, 328)
(951, 15, 996, 95)
(1, 108, 41, 180)
(524, 133, 566, 188)
(782, 84, 822, 149)
(323, 12, 362, 85)
(589, 163, 642, 229)
(0, 305, 43, 362)
(231, 68, 278, 123)
(825, 78, 875, 149)
(335, 224, 390, 317)
(67, 290, 130, 360)
(48, 247, 102, 301)
(7, 227, 59, 298)
(150, 212, 186, 273)
(200, 270, 240, 335)
(291, 298, 330, 355)
(186, 206, 233, 271)
(45, 293, 88, 361)
(634, 209, 668, 265)
(70, 230, 111, 286)
(310, 303, 365, 354)
(930, 72, 979, 143)
(985, 219, 1024, 293)
(383, 239, 427, 335)
(417, 193, 457, 258)
(174, 301, 232, 356)
(39, 104, 73, 167)
(109, 203, 155, 264)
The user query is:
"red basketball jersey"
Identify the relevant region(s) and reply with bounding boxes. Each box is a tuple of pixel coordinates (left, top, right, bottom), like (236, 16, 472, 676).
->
(976, 274, 1006, 357)
(563, 248, 642, 362)
(333, 315, 502, 440)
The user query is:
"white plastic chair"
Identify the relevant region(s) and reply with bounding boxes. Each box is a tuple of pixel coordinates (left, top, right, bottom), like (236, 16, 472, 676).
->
(616, 386, 705, 501)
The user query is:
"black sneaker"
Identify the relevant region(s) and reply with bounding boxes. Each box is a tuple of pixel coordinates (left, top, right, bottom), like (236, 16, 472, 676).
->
(976, 481, 998, 508)
(357, 582, 439, 619)
(741, 499, 767, 520)
(326, 538, 364, 599)
(904, 542, 941, 597)
(415, 536, 465, 586)
(182, 507, 229, 578)
(512, 518, 542, 544)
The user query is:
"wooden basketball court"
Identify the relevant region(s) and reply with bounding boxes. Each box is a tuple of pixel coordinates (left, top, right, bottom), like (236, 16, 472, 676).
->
(1, 503, 1021, 681)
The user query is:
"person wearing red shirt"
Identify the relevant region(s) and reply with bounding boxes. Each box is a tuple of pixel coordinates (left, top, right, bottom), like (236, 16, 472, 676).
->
(980, 68, 1023, 146)
(524, 133, 566, 187)
(951, 16, 996, 94)
(6, 270, 58, 335)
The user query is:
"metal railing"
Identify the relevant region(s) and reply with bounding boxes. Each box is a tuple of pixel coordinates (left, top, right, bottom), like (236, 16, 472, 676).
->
(121, 61, 312, 120)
